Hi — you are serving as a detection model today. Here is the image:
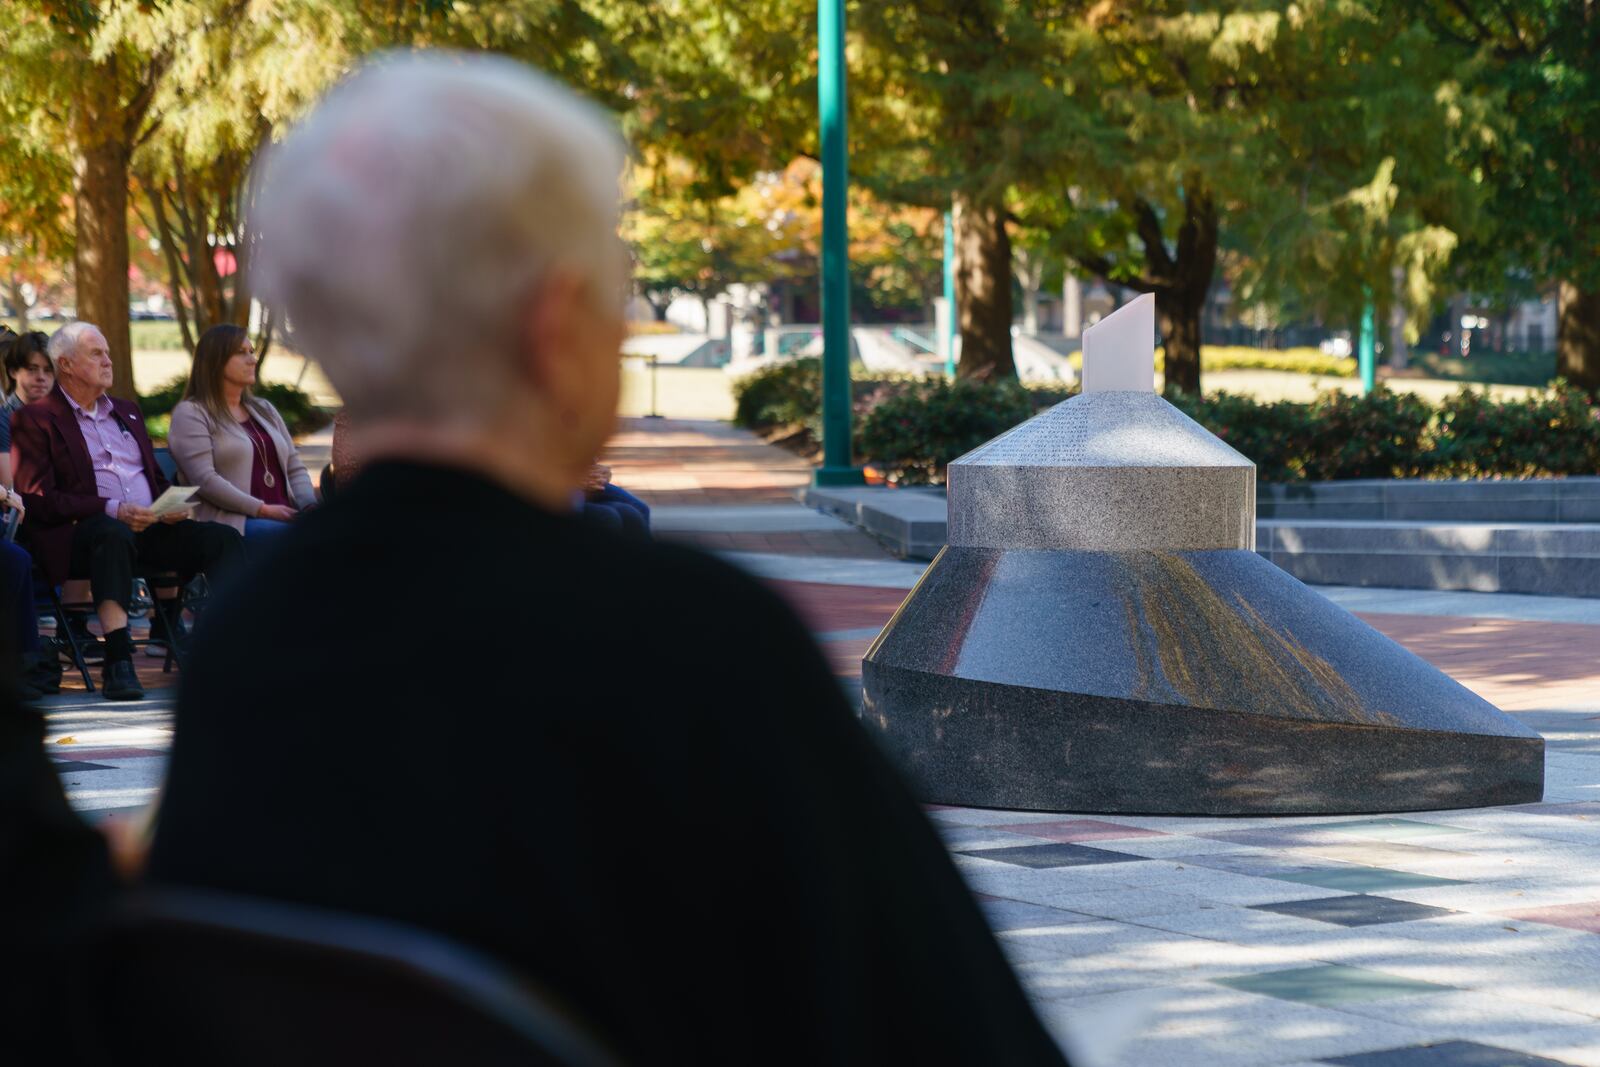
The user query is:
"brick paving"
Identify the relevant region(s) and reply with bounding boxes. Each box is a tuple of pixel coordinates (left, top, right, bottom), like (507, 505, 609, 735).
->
(34, 416, 1600, 1066)
(603, 417, 812, 506)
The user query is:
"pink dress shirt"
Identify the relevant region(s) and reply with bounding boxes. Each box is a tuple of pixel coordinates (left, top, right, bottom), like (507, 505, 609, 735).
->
(64, 391, 155, 518)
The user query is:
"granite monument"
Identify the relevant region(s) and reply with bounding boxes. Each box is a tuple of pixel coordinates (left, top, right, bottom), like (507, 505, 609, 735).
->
(860, 295, 1544, 814)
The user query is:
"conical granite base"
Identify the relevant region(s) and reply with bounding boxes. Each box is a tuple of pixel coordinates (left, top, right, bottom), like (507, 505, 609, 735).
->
(861, 548, 1544, 814)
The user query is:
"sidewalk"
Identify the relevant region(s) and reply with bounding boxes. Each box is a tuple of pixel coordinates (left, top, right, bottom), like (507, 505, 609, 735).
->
(39, 416, 1600, 1066)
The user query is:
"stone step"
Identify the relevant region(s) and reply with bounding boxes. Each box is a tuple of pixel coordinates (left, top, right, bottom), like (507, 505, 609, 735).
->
(1259, 476, 1600, 523)
(1262, 520, 1600, 597)
(802, 486, 1600, 597)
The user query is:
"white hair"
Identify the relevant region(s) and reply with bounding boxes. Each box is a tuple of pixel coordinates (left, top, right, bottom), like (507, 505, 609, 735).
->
(253, 51, 627, 420)
(48, 321, 105, 363)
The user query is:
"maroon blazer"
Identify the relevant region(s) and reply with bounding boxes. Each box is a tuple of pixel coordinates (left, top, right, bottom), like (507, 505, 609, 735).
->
(10, 385, 169, 587)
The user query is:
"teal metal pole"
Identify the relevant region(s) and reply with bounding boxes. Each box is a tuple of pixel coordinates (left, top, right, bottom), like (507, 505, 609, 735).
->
(943, 211, 956, 379)
(1358, 294, 1376, 394)
(814, 0, 863, 486)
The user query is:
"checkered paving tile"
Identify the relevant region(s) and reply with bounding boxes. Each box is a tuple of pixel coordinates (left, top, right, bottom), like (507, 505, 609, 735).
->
(1266, 867, 1469, 894)
(1297, 819, 1482, 842)
(959, 843, 1149, 869)
(1217, 964, 1452, 1005)
(1252, 895, 1459, 927)
(1322, 1040, 1577, 1065)
(1500, 902, 1600, 935)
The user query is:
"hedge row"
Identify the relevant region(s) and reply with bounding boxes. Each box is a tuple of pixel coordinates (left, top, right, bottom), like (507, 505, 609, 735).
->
(139, 375, 329, 440)
(731, 359, 1600, 485)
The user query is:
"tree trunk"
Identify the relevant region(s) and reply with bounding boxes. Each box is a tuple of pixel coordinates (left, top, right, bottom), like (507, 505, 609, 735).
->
(952, 193, 1015, 381)
(1154, 191, 1218, 397)
(1062, 275, 1082, 338)
(1388, 265, 1409, 370)
(6, 277, 29, 333)
(1157, 289, 1204, 396)
(75, 117, 135, 400)
(1557, 279, 1600, 393)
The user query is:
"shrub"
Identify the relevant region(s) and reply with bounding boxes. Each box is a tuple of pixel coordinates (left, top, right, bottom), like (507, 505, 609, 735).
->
(741, 358, 1600, 485)
(1170, 391, 1313, 483)
(138, 376, 329, 438)
(732, 358, 822, 432)
(1173, 387, 1434, 481)
(257, 382, 329, 437)
(857, 382, 1596, 486)
(1433, 383, 1600, 477)
(1294, 388, 1437, 480)
(857, 378, 1037, 485)
(138, 376, 189, 417)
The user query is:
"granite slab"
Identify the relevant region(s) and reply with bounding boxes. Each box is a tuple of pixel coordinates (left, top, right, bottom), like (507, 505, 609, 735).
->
(860, 547, 1543, 814)
(948, 392, 1256, 551)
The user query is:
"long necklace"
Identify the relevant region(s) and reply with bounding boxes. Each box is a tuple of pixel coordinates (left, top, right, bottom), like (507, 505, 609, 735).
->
(240, 411, 277, 488)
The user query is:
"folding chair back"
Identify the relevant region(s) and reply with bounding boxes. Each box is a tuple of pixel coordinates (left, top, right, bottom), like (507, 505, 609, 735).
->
(74, 888, 623, 1067)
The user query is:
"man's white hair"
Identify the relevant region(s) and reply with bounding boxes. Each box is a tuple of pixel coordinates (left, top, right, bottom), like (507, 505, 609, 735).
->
(48, 321, 105, 363)
(253, 51, 627, 420)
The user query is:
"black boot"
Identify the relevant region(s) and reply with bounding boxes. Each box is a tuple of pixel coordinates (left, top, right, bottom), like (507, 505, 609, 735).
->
(21, 649, 62, 696)
(146, 609, 190, 659)
(101, 659, 145, 702)
(66, 613, 105, 664)
(100, 628, 145, 702)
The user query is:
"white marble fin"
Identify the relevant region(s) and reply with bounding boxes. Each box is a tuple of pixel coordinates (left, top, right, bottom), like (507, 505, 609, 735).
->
(1081, 293, 1156, 393)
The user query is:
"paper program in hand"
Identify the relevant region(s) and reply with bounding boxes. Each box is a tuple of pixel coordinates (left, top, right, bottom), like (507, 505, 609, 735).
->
(149, 486, 199, 518)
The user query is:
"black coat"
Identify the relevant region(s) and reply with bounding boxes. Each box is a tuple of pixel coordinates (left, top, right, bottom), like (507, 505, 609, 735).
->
(148, 462, 1067, 1065)
(0, 689, 117, 1063)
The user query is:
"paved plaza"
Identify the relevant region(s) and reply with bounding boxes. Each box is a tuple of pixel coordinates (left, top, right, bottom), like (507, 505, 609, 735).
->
(37, 417, 1600, 1066)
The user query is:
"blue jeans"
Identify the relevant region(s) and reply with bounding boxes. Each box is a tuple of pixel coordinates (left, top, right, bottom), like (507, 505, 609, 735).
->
(2, 539, 40, 654)
(244, 518, 292, 540)
(581, 483, 651, 538)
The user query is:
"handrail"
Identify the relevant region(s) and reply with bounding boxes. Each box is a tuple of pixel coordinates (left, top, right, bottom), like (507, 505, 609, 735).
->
(891, 327, 938, 354)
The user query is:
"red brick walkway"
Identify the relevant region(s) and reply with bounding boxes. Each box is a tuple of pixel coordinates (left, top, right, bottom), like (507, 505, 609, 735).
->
(603, 418, 811, 506)
(763, 580, 1600, 708)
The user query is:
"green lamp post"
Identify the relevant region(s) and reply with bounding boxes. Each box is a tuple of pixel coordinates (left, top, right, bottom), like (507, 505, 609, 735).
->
(813, 0, 864, 487)
(1358, 293, 1376, 394)
(944, 210, 956, 379)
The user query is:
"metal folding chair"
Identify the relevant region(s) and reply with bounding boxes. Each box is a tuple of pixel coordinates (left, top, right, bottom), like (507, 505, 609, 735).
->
(72, 888, 624, 1067)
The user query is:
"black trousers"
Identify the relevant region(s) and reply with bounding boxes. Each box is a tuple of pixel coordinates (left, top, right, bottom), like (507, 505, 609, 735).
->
(68, 514, 245, 612)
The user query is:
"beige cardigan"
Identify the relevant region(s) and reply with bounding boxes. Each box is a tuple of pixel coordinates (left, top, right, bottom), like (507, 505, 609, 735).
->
(168, 397, 317, 533)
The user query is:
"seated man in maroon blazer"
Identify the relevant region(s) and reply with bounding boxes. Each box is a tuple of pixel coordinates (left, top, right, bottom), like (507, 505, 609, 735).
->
(10, 322, 244, 700)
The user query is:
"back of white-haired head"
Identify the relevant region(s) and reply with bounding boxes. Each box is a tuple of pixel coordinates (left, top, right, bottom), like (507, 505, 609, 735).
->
(48, 321, 104, 363)
(253, 51, 627, 420)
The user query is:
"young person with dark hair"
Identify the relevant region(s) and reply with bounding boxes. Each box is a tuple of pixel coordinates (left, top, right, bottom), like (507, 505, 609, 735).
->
(1, 329, 55, 490)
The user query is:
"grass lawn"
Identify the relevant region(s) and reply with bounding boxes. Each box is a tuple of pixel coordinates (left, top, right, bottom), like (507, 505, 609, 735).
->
(1401, 349, 1556, 387)
(619, 360, 735, 420)
(1198, 368, 1537, 404)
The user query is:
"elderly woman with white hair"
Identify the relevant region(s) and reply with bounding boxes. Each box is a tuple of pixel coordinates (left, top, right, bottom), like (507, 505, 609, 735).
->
(147, 53, 1066, 1065)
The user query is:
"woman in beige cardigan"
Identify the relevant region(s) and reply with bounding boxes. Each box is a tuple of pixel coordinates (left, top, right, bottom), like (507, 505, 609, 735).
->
(167, 324, 317, 543)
